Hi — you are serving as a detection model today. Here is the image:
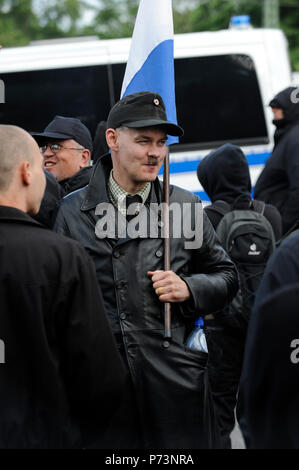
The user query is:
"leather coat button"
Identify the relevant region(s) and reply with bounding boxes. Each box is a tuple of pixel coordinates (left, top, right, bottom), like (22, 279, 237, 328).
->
(120, 313, 127, 320)
(113, 251, 120, 258)
(155, 250, 163, 257)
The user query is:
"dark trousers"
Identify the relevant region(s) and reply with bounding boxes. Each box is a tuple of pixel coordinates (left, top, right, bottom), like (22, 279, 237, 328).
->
(205, 318, 246, 449)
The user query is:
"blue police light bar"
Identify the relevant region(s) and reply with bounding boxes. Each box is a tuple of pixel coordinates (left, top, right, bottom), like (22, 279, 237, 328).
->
(229, 15, 252, 29)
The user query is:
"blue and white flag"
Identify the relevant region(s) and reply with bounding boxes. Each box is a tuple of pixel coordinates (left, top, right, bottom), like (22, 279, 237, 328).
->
(121, 0, 179, 145)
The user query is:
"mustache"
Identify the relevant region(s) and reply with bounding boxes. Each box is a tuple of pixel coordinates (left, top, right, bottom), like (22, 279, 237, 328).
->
(147, 157, 159, 166)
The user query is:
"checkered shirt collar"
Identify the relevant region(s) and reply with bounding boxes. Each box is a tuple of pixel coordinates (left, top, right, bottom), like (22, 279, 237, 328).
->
(108, 170, 151, 216)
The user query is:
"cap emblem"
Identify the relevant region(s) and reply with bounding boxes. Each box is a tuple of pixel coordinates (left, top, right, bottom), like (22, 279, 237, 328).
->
(153, 98, 160, 106)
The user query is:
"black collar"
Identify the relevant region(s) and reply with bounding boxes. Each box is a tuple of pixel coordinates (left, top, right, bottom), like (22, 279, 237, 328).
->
(0, 206, 45, 227)
(60, 166, 93, 193)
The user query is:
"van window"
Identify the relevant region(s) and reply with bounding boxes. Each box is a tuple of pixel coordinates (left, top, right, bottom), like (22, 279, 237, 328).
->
(0, 64, 119, 135)
(0, 53, 267, 146)
(174, 54, 268, 150)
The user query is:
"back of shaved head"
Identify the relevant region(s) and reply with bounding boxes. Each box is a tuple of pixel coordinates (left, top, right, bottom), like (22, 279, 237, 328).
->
(0, 125, 37, 192)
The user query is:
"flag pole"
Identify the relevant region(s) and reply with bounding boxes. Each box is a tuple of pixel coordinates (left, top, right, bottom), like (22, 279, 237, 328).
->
(163, 146, 171, 341)
(120, 0, 177, 343)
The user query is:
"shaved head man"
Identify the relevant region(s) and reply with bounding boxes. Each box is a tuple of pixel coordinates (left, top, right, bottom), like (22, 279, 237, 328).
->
(0, 125, 46, 214)
(0, 125, 125, 448)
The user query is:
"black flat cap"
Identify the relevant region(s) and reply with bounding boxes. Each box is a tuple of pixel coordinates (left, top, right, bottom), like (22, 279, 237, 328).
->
(31, 115, 93, 151)
(107, 91, 184, 137)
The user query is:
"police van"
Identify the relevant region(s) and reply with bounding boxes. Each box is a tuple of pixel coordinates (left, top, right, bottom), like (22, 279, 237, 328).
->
(0, 17, 293, 201)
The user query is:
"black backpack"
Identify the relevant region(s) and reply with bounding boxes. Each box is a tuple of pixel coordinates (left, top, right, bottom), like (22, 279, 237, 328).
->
(210, 199, 276, 324)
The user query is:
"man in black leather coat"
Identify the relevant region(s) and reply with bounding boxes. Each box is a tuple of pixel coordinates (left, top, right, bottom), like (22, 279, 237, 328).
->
(54, 91, 238, 449)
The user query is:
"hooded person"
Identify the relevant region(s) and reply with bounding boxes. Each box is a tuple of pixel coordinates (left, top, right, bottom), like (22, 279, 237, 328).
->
(197, 143, 282, 235)
(254, 86, 299, 234)
(197, 143, 282, 448)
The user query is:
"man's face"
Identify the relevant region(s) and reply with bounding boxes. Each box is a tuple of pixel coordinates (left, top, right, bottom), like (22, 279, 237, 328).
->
(111, 127, 167, 192)
(272, 107, 284, 120)
(41, 139, 87, 181)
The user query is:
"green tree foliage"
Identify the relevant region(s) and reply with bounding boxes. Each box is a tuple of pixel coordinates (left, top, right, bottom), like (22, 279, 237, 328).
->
(173, 0, 262, 32)
(280, 0, 299, 70)
(0, 0, 90, 46)
(0, 0, 40, 46)
(35, 0, 85, 38)
(0, 0, 299, 70)
(81, 0, 139, 38)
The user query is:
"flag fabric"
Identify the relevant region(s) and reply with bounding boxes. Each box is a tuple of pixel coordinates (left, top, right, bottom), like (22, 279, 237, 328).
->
(121, 0, 179, 145)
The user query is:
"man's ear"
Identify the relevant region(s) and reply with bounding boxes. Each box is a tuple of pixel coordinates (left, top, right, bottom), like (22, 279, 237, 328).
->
(20, 161, 31, 186)
(80, 149, 91, 168)
(106, 128, 119, 151)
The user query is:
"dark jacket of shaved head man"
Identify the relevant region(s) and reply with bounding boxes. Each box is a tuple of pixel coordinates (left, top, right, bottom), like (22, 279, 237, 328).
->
(0, 125, 125, 449)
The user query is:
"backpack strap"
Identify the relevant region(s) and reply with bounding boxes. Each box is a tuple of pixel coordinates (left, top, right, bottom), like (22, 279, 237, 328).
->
(207, 200, 231, 217)
(251, 199, 265, 215)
